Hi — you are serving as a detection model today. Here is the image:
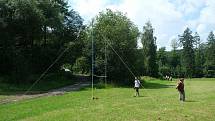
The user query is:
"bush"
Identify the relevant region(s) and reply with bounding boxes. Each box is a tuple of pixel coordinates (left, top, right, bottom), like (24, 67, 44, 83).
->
(72, 57, 89, 74)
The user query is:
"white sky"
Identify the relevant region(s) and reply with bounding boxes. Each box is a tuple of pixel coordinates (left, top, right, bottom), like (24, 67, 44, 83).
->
(68, 0, 215, 50)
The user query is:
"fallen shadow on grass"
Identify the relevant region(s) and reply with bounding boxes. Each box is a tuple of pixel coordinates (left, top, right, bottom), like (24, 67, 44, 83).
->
(185, 100, 198, 103)
(0, 79, 175, 97)
(112, 81, 175, 89)
(82, 80, 175, 90)
(142, 81, 175, 89)
(133, 95, 146, 98)
(0, 91, 44, 95)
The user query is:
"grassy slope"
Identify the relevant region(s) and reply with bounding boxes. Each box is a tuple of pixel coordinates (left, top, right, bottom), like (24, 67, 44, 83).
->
(0, 73, 77, 95)
(0, 78, 215, 121)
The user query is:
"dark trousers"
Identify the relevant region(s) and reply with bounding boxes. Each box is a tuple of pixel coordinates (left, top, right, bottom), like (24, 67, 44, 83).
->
(179, 91, 185, 101)
(134, 87, 139, 96)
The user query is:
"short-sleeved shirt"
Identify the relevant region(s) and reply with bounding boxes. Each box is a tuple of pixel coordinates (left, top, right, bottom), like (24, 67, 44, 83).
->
(134, 79, 140, 88)
(177, 82, 184, 92)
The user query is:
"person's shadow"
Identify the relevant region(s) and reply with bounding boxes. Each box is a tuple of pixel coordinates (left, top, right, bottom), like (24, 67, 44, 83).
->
(133, 95, 147, 98)
(184, 100, 198, 102)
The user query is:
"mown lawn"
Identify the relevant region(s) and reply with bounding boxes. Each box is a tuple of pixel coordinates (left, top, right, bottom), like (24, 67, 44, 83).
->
(0, 78, 214, 121)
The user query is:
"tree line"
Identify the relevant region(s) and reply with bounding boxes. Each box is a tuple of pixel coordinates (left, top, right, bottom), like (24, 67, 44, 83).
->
(0, 0, 214, 85)
(158, 28, 215, 78)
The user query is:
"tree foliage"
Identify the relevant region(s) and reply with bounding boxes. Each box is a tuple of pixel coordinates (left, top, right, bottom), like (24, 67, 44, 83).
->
(141, 21, 158, 77)
(0, 0, 84, 82)
(179, 28, 195, 77)
(205, 31, 215, 77)
(83, 9, 139, 85)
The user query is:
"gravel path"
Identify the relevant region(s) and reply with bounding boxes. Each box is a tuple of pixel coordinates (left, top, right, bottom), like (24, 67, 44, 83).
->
(0, 81, 91, 104)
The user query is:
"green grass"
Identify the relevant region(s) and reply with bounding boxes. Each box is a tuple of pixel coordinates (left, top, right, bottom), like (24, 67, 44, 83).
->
(0, 78, 215, 121)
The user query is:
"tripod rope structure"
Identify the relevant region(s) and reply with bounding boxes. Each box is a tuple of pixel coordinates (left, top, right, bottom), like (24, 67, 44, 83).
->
(102, 35, 136, 78)
(90, 29, 137, 99)
(101, 35, 160, 105)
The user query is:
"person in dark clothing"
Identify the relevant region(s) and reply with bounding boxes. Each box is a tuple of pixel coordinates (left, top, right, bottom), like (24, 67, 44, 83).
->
(176, 78, 185, 101)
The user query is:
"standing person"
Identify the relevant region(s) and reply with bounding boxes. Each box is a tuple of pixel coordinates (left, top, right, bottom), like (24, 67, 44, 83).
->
(176, 78, 185, 101)
(134, 77, 141, 97)
(169, 76, 172, 81)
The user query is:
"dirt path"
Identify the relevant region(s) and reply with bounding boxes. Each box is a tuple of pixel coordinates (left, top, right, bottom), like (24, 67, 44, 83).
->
(0, 81, 91, 105)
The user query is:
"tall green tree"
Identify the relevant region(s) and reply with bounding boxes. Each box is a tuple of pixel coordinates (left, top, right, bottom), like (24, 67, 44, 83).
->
(84, 9, 139, 85)
(169, 39, 181, 77)
(135, 49, 146, 76)
(157, 47, 169, 76)
(157, 47, 167, 67)
(179, 28, 195, 77)
(193, 32, 205, 77)
(205, 31, 215, 77)
(141, 21, 158, 77)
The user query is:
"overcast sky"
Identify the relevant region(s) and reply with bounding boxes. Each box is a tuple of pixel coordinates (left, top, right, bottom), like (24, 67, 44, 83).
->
(68, 0, 215, 50)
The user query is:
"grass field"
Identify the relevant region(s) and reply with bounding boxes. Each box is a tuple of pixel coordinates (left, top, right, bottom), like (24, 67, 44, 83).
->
(0, 78, 215, 121)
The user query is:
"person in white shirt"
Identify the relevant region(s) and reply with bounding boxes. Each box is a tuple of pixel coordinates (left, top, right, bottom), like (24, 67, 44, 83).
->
(134, 77, 141, 97)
